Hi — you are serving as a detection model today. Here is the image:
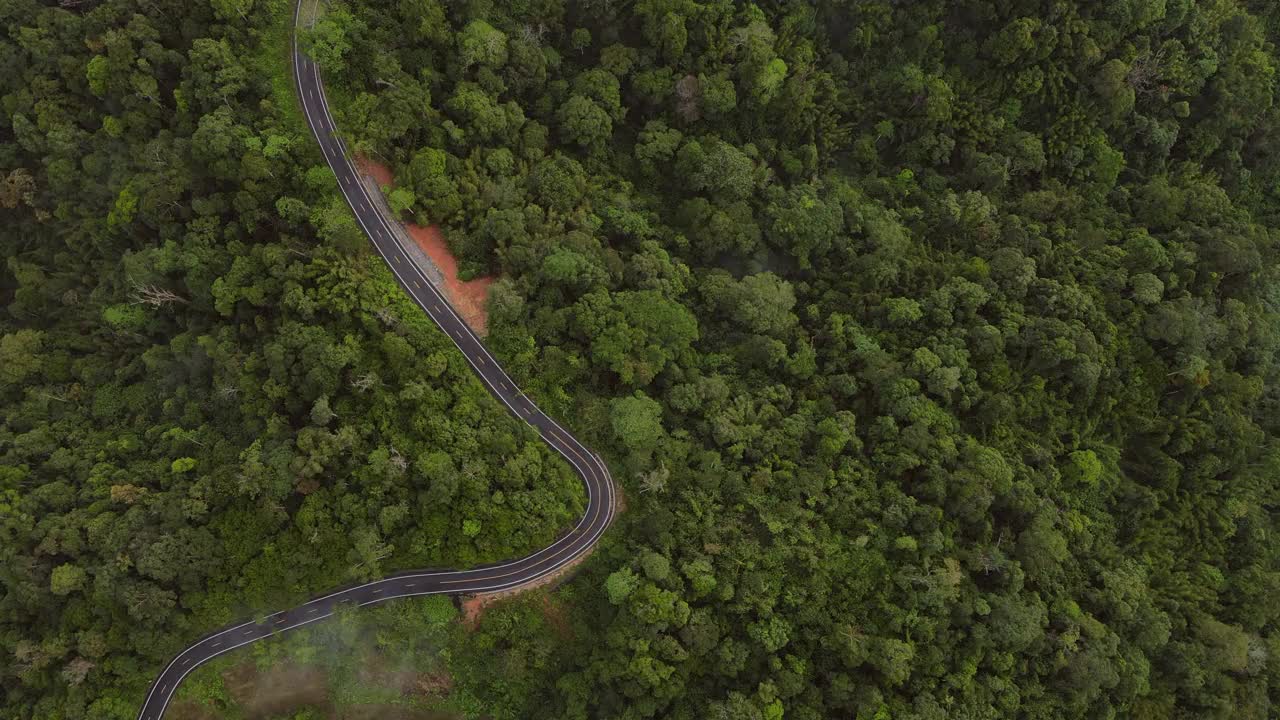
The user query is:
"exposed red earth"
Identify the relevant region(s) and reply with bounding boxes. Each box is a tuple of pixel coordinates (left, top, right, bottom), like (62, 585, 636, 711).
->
(355, 156, 493, 334)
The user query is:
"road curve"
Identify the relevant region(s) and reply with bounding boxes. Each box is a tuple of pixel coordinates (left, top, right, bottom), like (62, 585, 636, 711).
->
(134, 4, 615, 718)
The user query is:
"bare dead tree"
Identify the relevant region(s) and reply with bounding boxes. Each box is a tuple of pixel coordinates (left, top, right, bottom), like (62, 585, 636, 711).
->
(236, 474, 262, 499)
(676, 74, 702, 123)
(1127, 49, 1167, 97)
(639, 463, 669, 494)
(569, 0, 613, 18)
(353, 544, 393, 571)
(350, 371, 380, 392)
(484, 30, 506, 60)
(129, 281, 188, 308)
(461, 460, 484, 481)
(977, 550, 1004, 575)
(729, 21, 775, 53)
(978, 531, 1008, 575)
(520, 23, 547, 44)
(375, 306, 399, 327)
(284, 238, 315, 258)
(0, 168, 36, 209)
(389, 446, 408, 474)
(839, 623, 865, 650)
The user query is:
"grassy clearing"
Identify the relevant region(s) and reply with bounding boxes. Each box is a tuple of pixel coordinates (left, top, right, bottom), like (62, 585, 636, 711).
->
(173, 597, 463, 720)
(251, 0, 308, 134)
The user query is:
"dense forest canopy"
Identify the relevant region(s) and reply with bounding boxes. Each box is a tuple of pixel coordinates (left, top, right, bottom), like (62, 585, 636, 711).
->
(4, 0, 1280, 718)
(313, 0, 1280, 717)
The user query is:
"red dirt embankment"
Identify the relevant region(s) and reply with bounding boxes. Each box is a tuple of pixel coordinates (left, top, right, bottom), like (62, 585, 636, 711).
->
(461, 592, 574, 641)
(459, 535, 602, 629)
(356, 156, 493, 335)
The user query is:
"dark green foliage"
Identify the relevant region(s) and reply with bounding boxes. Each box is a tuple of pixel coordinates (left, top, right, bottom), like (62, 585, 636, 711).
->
(327, 0, 1280, 718)
(5, 0, 1280, 718)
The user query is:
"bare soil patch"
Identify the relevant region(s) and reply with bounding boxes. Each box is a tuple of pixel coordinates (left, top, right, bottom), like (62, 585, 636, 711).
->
(172, 661, 458, 720)
(167, 700, 221, 720)
(356, 156, 493, 334)
(539, 595, 573, 640)
(414, 670, 455, 697)
(341, 705, 456, 720)
(224, 663, 330, 719)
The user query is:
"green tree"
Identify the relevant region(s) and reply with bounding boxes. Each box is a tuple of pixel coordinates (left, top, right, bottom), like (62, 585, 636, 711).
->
(606, 567, 640, 604)
(300, 7, 364, 73)
(50, 565, 87, 597)
(610, 392, 665, 452)
(559, 95, 612, 149)
(676, 138, 755, 203)
(0, 330, 44, 387)
(458, 20, 508, 69)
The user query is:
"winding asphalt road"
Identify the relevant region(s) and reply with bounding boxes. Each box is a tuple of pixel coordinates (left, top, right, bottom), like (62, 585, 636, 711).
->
(134, 4, 615, 718)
